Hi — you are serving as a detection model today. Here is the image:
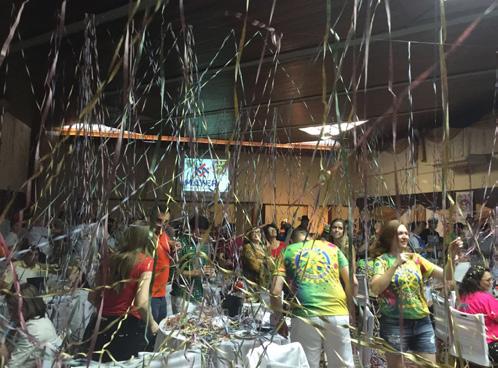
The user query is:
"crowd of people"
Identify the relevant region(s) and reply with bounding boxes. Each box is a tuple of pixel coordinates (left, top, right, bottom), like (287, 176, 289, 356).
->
(0, 207, 497, 367)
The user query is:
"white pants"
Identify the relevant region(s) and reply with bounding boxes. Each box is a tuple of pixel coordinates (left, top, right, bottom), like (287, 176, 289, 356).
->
(291, 315, 354, 368)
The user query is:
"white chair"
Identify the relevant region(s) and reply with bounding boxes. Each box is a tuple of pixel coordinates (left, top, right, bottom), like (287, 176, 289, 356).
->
(449, 307, 492, 367)
(358, 305, 375, 368)
(244, 342, 309, 368)
(432, 292, 451, 342)
(356, 274, 374, 367)
(356, 274, 369, 307)
(454, 262, 471, 283)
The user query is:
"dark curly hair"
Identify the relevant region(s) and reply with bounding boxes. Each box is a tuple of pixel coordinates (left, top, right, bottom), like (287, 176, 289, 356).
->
(459, 264, 490, 296)
(263, 223, 279, 240)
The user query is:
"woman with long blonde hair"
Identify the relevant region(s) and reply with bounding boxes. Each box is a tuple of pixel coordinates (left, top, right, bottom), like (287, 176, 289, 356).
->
(86, 224, 159, 362)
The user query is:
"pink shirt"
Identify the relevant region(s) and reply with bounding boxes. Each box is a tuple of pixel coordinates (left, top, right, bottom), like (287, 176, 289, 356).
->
(459, 291, 498, 343)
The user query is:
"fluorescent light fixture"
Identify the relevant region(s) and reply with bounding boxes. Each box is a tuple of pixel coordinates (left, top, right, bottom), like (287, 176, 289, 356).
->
(293, 138, 339, 147)
(60, 123, 124, 133)
(299, 120, 368, 137)
(49, 123, 135, 136)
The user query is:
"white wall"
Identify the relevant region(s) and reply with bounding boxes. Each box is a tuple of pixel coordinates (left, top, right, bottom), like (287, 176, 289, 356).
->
(352, 118, 498, 198)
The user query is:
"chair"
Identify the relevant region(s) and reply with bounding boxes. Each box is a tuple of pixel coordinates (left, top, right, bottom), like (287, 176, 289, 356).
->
(454, 262, 471, 283)
(358, 305, 375, 368)
(356, 274, 374, 367)
(356, 274, 369, 307)
(432, 292, 451, 342)
(449, 307, 492, 367)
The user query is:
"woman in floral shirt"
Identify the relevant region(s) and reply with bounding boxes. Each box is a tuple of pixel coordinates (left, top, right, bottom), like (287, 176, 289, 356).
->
(370, 220, 461, 367)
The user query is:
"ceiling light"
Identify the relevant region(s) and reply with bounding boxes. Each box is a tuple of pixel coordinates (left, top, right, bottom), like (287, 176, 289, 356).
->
(293, 138, 339, 147)
(299, 121, 368, 137)
(60, 123, 123, 133)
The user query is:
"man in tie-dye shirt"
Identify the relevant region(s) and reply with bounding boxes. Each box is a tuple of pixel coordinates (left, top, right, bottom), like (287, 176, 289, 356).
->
(270, 229, 357, 368)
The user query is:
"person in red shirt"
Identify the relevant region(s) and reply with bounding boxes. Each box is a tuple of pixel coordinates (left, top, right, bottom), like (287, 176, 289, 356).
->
(0, 232, 10, 258)
(149, 205, 172, 323)
(86, 224, 159, 362)
(263, 223, 286, 258)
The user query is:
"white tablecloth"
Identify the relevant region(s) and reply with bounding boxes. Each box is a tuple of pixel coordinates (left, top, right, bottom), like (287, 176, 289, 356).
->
(213, 334, 288, 368)
(154, 315, 289, 368)
(71, 350, 203, 368)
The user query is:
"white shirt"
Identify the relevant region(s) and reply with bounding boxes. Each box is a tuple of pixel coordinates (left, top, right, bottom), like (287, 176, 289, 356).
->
(7, 317, 62, 368)
(2, 262, 44, 286)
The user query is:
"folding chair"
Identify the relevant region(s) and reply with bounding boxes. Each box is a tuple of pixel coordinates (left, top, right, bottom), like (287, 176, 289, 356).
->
(432, 292, 451, 343)
(356, 274, 369, 307)
(356, 273, 374, 367)
(450, 307, 492, 367)
(244, 342, 309, 368)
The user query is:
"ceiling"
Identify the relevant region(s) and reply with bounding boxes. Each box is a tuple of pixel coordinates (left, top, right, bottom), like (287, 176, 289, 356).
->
(0, 0, 497, 148)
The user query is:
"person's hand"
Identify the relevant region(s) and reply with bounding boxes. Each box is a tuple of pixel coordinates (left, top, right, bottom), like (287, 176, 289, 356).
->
(171, 240, 182, 251)
(151, 322, 160, 336)
(203, 265, 216, 278)
(395, 253, 412, 268)
(449, 237, 463, 257)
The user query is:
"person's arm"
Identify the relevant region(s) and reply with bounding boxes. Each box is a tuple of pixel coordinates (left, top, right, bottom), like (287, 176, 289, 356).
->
(0, 343, 9, 366)
(134, 271, 159, 334)
(87, 267, 102, 306)
(269, 275, 288, 336)
(483, 293, 498, 322)
(174, 243, 198, 278)
(270, 275, 284, 318)
(430, 237, 462, 281)
(269, 248, 289, 335)
(176, 246, 215, 278)
(370, 254, 409, 296)
(179, 269, 203, 277)
(340, 266, 358, 313)
(242, 244, 262, 273)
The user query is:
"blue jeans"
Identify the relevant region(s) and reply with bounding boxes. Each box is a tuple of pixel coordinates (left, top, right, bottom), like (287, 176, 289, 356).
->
(380, 315, 436, 353)
(151, 296, 167, 323)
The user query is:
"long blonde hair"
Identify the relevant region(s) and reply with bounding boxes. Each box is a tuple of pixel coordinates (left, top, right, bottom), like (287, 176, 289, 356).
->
(107, 224, 157, 292)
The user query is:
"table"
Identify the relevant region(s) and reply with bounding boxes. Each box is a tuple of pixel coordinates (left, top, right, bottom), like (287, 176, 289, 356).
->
(154, 309, 289, 368)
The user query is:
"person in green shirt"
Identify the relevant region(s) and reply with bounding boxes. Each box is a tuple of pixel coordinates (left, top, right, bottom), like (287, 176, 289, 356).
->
(270, 229, 358, 368)
(170, 215, 215, 314)
(370, 219, 462, 368)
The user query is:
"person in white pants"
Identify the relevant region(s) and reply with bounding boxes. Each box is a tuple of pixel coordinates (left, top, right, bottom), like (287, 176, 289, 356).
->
(270, 229, 358, 368)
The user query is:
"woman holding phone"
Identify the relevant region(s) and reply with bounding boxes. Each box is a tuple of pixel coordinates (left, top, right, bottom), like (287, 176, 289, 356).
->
(370, 220, 461, 367)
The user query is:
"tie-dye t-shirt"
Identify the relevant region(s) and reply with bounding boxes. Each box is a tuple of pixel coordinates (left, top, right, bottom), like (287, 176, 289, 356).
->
(274, 239, 349, 317)
(373, 253, 435, 319)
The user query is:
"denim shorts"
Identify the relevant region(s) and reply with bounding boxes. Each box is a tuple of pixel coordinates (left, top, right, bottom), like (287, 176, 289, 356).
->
(379, 315, 436, 353)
